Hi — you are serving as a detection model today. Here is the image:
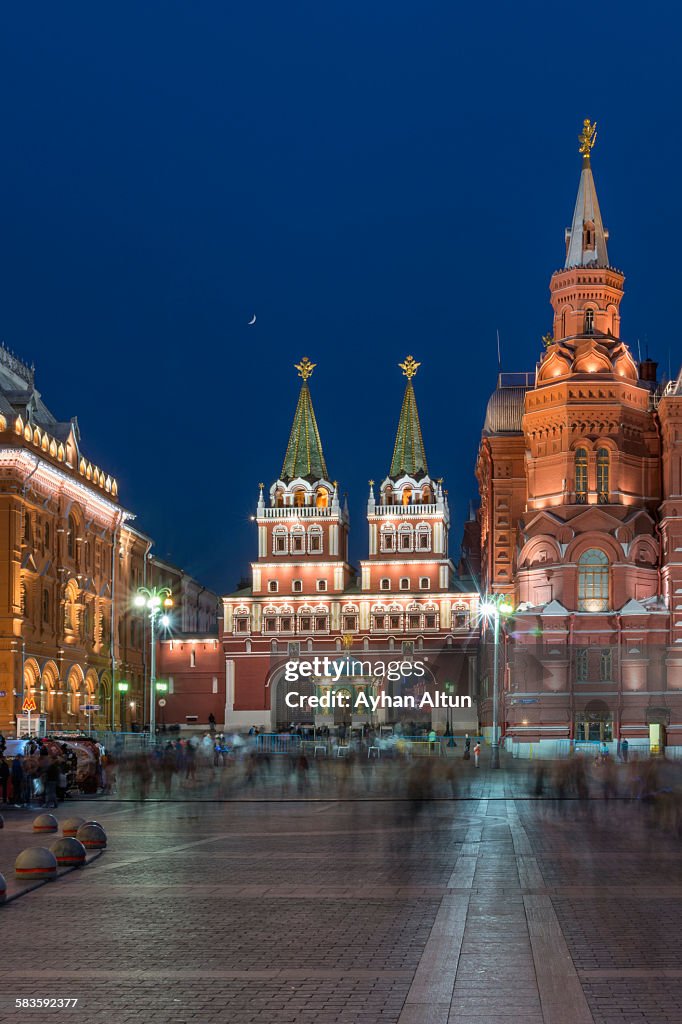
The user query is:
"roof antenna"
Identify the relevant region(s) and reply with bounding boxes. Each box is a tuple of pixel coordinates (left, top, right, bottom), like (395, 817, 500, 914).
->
(637, 339, 642, 364)
(496, 329, 502, 378)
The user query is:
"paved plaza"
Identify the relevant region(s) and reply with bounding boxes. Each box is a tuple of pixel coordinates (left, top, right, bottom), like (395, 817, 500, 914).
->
(1, 758, 682, 1024)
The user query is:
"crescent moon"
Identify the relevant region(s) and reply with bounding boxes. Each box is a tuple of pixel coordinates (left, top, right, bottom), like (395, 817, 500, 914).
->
(248, 314, 256, 326)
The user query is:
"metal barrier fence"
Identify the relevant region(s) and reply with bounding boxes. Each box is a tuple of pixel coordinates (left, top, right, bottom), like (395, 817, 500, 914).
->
(92, 731, 151, 753)
(256, 733, 303, 754)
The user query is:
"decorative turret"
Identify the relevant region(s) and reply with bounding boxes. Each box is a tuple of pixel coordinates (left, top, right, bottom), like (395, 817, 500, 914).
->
(564, 119, 610, 269)
(549, 119, 625, 347)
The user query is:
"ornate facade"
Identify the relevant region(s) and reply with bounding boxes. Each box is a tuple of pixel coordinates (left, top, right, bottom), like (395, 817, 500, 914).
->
(220, 357, 479, 732)
(0, 345, 149, 735)
(477, 121, 682, 756)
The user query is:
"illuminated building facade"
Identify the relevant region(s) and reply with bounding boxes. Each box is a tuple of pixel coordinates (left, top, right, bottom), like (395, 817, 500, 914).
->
(219, 356, 479, 732)
(477, 121, 682, 756)
(0, 344, 149, 735)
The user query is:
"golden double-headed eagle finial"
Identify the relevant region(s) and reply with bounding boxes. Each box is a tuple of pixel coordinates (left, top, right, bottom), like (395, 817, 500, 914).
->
(578, 118, 597, 157)
(399, 355, 421, 380)
(295, 356, 316, 381)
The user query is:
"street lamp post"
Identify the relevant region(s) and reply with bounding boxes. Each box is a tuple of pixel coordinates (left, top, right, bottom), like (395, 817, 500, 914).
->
(134, 586, 173, 744)
(480, 595, 513, 769)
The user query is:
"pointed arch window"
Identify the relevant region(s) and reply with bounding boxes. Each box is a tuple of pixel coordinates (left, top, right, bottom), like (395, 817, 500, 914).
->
(597, 448, 610, 504)
(578, 548, 609, 612)
(575, 448, 588, 503)
(67, 514, 76, 559)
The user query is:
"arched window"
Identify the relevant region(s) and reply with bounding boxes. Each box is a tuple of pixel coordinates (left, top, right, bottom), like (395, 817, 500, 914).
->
(67, 514, 76, 559)
(308, 526, 323, 553)
(575, 448, 588, 503)
(597, 448, 610, 504)
(290, 526, 305, 554)
(416, 524, 431, 551)
(402, 487, 412, 506)
(42, 588, 50, 623)
(584, 308, 594, 335)
(380, 524, 396, 552)
(578, 548, 609, 612)
(44, 521, 50, 550)
(315, 488, 328, 508)
(398, 524, 413, 552)
(273, 526, 288, 555)
(23, 512, 31, 544)
(293, 490, 305, 508)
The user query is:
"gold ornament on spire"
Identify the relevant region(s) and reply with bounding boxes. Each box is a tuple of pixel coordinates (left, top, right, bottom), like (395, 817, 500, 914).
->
(578, 118, 597, 157)
(294, 356, 316, 381)
(399, 355, 421, 380)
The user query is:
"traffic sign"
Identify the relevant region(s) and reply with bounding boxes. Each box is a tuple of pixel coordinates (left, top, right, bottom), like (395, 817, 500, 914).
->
(158, 698, 167, 707)
(80, 704, 100, 711)
(22, 695, 37, 713)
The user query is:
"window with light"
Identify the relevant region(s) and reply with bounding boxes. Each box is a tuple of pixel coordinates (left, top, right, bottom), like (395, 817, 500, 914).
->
(578, 548, 609, 611)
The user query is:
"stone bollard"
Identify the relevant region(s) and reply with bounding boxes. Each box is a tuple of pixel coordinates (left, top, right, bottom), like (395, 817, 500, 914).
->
(0, 871, 6, 901)
(62, 816, 86, 837)
(49, 837, 87, 867)
(76, 823, 106, 849)
(33, 813, 58, 834)
(15, 847, 58, 881)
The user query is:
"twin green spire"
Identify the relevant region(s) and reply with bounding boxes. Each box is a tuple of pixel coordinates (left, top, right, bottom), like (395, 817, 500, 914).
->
(280, 354, 428, 483)
(280, 357, 328, 482)
(389, 355, 429, 478)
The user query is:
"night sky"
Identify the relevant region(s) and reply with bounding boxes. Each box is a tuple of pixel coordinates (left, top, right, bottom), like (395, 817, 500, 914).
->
(0, 3, 679, 593)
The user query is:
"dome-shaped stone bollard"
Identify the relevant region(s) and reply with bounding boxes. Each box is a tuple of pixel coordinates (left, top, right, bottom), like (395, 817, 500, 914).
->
(76, 823, 106, 849)
(49, 837, 87, 867)
(33, 813, 58, 834)
(0, 871, 6, 901)
(80, 820, 102, 830)
(15, 847, 57, 881)
(62, 816, 85, 837)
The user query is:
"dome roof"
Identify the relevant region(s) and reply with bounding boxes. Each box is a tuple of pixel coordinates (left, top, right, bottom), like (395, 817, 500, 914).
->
(483, 386, 528, 434)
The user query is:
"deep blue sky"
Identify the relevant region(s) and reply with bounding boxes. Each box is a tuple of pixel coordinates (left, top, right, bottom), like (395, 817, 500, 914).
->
(0, 3, 679, 593)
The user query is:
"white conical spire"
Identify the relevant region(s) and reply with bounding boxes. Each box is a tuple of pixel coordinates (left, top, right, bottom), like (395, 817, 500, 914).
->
(564, 119, 610, 269)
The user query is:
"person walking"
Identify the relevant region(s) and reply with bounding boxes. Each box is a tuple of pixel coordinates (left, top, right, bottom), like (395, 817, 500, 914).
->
(0, 755, 9, 803)
(473, 742, 481, 768)
(464, 734, 471, 761)
(11, 754, 26, 805)
(621, 738, 629, 763)
(43, 758, 59, 809)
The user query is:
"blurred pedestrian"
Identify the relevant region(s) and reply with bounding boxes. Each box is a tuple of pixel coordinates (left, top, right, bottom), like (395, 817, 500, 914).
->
(473, 742, 481, 768)
(621, 738, 629, 763)
(0, 755, 9, 803)
(11, 754, 26, 805)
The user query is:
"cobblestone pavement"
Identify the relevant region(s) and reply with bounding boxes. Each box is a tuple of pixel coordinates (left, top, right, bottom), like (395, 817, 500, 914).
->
(1, 761, 681, 1023)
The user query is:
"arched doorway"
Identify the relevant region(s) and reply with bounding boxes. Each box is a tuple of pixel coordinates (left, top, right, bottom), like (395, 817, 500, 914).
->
(576, 699, 613, 743)
(42, 662, 59, 729)
(98, 672, 112, 730)
(66, 665, 84, 729)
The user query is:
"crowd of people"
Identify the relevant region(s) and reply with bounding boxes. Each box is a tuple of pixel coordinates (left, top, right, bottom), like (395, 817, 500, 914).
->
(0, 735, 80, 808)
